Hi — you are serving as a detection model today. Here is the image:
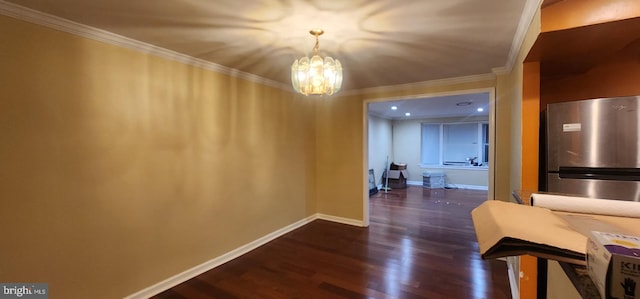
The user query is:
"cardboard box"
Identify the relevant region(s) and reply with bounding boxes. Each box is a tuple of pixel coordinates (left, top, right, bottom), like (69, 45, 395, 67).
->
(587, 231, 640, 299)
(423, 171, 445, 189)
(383, 169, 408, 189)
(390, 162, 407, 170)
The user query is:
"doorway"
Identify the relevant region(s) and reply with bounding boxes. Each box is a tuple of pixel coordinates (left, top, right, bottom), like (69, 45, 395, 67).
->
(362, 88, 496, 226)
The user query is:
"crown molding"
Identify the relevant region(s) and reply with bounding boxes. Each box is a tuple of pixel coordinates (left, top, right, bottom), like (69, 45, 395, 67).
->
(0, 1, 291, 92)
(500, 0, 543, 74)
(347, 73, 496, 96)
(492, 66, 510, 75)
(1, 0, 541, 94)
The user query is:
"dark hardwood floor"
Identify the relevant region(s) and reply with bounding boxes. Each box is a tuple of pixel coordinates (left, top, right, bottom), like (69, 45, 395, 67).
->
(152, 187, 512, 299)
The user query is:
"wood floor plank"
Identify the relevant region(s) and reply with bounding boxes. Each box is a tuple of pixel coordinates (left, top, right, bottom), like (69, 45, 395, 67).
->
(152, 187, 511, 299)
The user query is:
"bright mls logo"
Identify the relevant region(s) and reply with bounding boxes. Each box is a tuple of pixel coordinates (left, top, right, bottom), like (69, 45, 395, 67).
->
(0, 284, 48, 299)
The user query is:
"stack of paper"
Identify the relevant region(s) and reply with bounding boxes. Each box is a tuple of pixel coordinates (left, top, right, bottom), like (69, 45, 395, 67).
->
(472, 197, 640, 264)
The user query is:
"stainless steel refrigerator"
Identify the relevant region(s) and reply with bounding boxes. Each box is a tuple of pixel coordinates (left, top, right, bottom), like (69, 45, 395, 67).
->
(546, 96, 640, 201)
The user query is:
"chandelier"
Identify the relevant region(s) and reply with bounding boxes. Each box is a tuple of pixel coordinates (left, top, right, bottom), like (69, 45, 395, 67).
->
(291, 29, 343, 96)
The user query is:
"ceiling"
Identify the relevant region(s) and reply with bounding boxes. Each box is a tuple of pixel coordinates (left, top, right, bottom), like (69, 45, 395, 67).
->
(368, 92, 489, 120)
(2, 0, 530, 92)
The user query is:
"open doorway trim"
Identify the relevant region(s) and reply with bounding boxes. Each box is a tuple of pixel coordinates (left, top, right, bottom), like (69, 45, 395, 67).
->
(361, 87, 497, 227)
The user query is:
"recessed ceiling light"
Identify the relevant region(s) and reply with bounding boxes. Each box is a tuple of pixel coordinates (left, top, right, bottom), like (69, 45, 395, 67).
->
(405, 112, 411, 116)
(456, 101, 472, 106)
(391, 106, 398, 110)
(477, 108, 484, 112)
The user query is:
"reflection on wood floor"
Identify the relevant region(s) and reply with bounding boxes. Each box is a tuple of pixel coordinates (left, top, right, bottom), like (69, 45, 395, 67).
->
(153, 186, 512, 299)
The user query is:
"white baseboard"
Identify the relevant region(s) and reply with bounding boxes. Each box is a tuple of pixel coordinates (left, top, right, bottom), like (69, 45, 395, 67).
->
(407, 181, 488, 191)
(316, 213, 366, 227)
(124, 213, 362, 298)
(448, 184, 488, 191)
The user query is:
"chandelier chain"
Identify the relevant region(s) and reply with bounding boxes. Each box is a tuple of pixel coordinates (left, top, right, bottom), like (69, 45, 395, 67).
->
(313, 36, 319, 55)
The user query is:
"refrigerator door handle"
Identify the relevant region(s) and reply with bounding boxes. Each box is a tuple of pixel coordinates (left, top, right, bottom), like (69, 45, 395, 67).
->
(559, 167, 640, 181)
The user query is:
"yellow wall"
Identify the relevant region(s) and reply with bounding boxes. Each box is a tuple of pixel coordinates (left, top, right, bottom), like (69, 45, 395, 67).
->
(495, 6, 542, 299)
(495, 8, 542, 202)
(0, 16, 316, 298)
(315, 94, 366, 220)
(495, 71, 517, 201)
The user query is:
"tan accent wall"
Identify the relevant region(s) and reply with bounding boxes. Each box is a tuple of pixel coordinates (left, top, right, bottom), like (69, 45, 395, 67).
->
(0, 16, 316, 298)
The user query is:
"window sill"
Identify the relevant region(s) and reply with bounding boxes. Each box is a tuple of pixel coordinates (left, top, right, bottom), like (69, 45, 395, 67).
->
(419, 164, 489, 171)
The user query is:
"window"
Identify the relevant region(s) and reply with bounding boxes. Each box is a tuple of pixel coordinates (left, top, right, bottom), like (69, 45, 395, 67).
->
(421, 122, 489, 166)
(481, 123, 489, 164)
(421, 124, 440, 165)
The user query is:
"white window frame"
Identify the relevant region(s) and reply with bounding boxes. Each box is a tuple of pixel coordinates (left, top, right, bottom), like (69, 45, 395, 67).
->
(420, 121, 489, 167)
